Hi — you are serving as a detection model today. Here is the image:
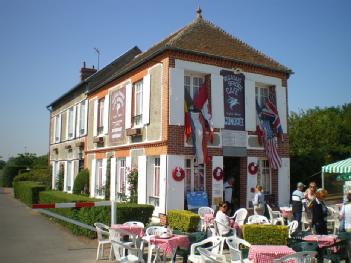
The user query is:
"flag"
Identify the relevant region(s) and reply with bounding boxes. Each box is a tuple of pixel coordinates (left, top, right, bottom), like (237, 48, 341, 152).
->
(264, 99, 284, 141)
(261, 119, 282, 169)
(184, 102, 192, 142)
(256, 100, 264, 145)
(193, 83, 214, 143)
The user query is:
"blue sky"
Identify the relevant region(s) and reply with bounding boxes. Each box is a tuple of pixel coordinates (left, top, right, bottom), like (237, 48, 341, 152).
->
(0, 0, 350, 159)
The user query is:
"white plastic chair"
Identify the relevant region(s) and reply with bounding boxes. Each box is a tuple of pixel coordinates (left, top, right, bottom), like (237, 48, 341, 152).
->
(230, 208, 248, 228)
(197, 247, 227, 263)
(288, 220, 299, 238)
(214, 219, 237, 237)
(123, 221, 145, 249)
(145, 226, 171, 263)
(94, 222, 112, 260)
(247, 215, 269, 224)
(188, 236, 225, 263)
(198, 207, 215, 231)
(327, 206, 337, 234)
(111, 239, 145, 263)
(225, 237, 251, 250)
(266, 204, 285, 225)
(225, 244, 252, 263)
(272, 251, 317, 263)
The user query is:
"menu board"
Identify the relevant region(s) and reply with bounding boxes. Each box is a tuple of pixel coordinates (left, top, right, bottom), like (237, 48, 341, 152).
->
(221, 70, 245, 130)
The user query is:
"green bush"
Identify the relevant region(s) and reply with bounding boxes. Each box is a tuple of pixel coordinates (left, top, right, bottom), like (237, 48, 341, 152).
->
(243, 224, 288, 245)
(39, 191, 154, 238)
(13, 181, 46, 206)
(167, 210, 200, 232)
(73, 169, 89, 195)
(14, 168, 51, 188)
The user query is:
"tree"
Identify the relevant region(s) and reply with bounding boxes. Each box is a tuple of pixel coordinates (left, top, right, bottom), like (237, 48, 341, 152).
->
(73, 169, 89, 195)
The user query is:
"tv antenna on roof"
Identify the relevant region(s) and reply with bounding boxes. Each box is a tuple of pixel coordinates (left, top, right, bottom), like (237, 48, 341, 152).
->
(94, 47, 100, 70)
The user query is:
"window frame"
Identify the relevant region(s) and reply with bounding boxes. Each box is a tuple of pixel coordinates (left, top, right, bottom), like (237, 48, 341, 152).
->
(53, 114, 61, 143)
(67, 107, 75, 140)
(256, 159, 272, 194)
(255, 84, 270, 108)
(152, 157, 161, 197)
(184, 73, 204, 101)
(117, 158, 126, 195)
(95, 159, 104, 197)
(78, 100, 87, 136)
(133, 80, 143, 127)
(184, 157, 206, 193)
(97, 98, 105, 135)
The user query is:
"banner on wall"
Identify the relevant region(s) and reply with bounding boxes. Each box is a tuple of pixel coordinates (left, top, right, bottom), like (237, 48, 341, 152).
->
(109, 87, 126, 145)
(220, 70, 245, 130)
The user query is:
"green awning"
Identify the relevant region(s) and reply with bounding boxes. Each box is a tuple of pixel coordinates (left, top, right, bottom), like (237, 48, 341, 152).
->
(322, 158, 351, 173)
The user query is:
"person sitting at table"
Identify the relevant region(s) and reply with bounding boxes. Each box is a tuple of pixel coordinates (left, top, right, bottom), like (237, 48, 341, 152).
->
(215, 201, 232, 236)
(311, 188, 328, 235)
(252, 185, 265, 216)
(339, 192, 351, 232)
(292, 182, 305, 230)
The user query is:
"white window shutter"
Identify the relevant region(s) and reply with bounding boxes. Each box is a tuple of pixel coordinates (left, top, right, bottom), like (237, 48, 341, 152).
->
(72, 105, 77, 139)
(142, 74, 151, 125)
(110, 157, 116, 201)
(70, 161, 75, 192)
(169, 68, 184, 125)
(93, 99, 98, 137)
(53, 116, 57, 143)
(246, 157, 258, 207)
(125, 156, 132, 196)
(51, 161, 56, 190)
(158, 155, 167, 213)
(138, 156, 147, 204)
(76, 103, 81, 137)
(278, 158, 290, 206)
(66, 110, 69, 140)
(90, 159, 96, 197)
(125, 83, 132, 129)
(211, 74, 224, 128)
(103, 94, 110, 134)
(57, 114, 62, 142)
(63, 161, 68, 192)
(245, 79, 256, 131)
(276, 85, 287, 133)
(102, 158, 107, 188)
(84, 100, 88, 135)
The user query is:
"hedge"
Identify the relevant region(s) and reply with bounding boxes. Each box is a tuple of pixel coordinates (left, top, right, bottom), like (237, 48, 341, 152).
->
(39, 191, 154, 238)
(13, 181, 46, 206)
(243, 224, 288, 245)
(167, 210, 200, 232)
(13, 168, 51, 189)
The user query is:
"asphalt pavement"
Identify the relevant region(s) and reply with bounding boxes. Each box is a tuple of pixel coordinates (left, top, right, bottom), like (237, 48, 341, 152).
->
(0, 187, 98, 263)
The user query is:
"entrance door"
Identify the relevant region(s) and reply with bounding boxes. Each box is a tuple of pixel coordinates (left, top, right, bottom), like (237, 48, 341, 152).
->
(223, 157, 240, 211)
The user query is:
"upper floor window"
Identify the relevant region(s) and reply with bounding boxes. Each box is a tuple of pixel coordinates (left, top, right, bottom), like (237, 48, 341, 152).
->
(256, 159, 271, 194)
(53, 114, 61, 143)
(78, 100, 87, 136)
(97, 98, 105, 135)
(67, 107, 75, 139)
(133, 80, 143, 127)
(255, 85, 269, 108)
(184, 75, 204, 100)
(152, 157, 160, 197)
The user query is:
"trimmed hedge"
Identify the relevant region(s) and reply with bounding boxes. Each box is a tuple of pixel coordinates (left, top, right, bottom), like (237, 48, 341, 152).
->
(243, 224, 288, 245)
(39, 191, 154, 238)
(167, 210, 200, 232)
(13, 181, 46, 206)
(13, 168, 51, 188)
(73, 169, 89, 195)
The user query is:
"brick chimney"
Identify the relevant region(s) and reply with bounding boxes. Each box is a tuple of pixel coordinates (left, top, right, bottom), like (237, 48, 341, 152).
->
(80, 61, 97, 81)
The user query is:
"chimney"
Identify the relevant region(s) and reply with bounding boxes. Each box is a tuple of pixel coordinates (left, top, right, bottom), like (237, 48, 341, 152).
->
(80, 61, 97, 81)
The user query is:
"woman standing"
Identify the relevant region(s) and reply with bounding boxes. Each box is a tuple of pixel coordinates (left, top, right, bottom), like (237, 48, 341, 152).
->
(311, 188, 328, 235)
(253, 185, 265, 215)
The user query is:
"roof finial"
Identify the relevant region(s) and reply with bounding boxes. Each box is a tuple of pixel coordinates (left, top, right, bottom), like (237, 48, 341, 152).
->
(196, 5, 202, 18)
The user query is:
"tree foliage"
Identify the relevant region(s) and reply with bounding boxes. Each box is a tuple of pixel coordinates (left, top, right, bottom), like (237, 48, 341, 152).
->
(289, 104, 351, 190)
(73, 169, 89, 195)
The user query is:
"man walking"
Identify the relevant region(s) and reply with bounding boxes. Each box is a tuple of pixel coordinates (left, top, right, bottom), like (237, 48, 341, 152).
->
(292, 182, 305, 230)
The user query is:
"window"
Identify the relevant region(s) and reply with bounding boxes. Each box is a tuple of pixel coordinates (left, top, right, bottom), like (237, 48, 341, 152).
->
(133, 80, 143, 126)
(152, 158, 160, 197)
(117, 159, 126, 194)
(66, 161, 72, 192)
(95, 160, 105, 197)
(53, 114, 61, 143)
(255, 85, 269, 108)
(78, 100, 87, 136)
(184, 75, 204, 100)
(67, 107, 75, 139)
(97, 98, 105, 135)
(53, 161, 60, 189)
(184, 158, 205, 193)
(256, 159, 271, 194)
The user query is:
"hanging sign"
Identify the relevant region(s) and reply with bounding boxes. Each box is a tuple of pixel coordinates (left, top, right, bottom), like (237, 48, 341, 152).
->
(109, 87, 126, 145)
(220, 70, 245, 130)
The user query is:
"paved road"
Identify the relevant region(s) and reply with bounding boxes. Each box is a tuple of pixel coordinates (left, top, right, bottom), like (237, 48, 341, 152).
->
(0, 187, 98, 263)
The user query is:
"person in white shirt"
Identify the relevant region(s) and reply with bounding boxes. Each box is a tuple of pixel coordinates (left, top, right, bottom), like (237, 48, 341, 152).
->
(215, 201, 232, 236)
(339, 193, 351, 232)
(223, 177, 235, 215)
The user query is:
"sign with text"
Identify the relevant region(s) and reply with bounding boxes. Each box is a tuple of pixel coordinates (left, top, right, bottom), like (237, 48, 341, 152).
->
(186, 191, 209, 211)
(109, 87, 126, 145)
(221, 70, 245, 130)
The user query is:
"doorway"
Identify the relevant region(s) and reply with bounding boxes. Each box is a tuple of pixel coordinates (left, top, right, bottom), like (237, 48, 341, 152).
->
(223, 157, 241, 211)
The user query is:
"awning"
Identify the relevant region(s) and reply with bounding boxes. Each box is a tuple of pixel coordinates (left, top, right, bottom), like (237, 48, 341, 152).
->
(322, 158, 351, 174)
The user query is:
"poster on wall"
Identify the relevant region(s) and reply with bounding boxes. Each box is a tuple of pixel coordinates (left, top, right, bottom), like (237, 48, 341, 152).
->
(109, 87, 126, 145)
(220, 70, 245, 130)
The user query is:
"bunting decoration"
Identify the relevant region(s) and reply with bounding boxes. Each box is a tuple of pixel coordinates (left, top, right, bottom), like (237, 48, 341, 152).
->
(256, 99, 283, 169)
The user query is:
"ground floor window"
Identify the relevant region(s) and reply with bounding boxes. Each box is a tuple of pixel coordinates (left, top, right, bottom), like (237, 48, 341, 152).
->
(95, 159, 105, 197)
(184, 158, 205, 193)
(152, 157, 160, 197)
(66, 161, 72, 192)
(116, 159, 126, 197)
(256, 159, 271, 194)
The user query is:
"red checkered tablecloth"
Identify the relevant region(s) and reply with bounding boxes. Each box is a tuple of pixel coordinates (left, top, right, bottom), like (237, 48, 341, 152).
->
(143, 234, 190, 255)
(303, 234, 337, 248)
(248, 245, 295, 263)
(111, 224, 144, 237)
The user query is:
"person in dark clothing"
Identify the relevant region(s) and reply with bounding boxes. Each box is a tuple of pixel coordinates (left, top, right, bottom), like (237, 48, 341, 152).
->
(311, 188, 328, 235)
(292, 182, 305, 230)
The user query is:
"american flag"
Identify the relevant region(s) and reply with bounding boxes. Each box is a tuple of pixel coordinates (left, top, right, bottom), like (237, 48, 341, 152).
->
(261, 119, 282, 169)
